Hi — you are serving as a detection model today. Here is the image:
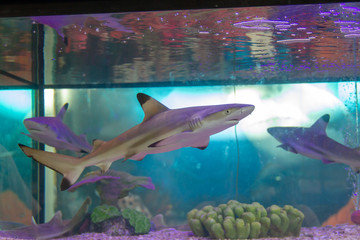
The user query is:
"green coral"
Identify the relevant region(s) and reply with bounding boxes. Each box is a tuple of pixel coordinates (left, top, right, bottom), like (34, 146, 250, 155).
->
(186, 200, 304, 239)
(91, 204, 121, 223)
(121, 208, 151, 234)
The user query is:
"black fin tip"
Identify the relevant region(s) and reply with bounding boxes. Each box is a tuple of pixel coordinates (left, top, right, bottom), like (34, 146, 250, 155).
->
(137, 93, 150, 106)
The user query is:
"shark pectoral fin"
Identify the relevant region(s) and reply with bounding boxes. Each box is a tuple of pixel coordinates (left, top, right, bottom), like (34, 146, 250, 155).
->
(124, 150, 136, 161)
(191, 137, 210, 150)
(96, 162, 112, 173)
(92, 139, 106, 152)
(321, 158, 335, 164)
(277, 144, 298, 154)
(56, 103, 69, 119)
(137, 93, 169, 122)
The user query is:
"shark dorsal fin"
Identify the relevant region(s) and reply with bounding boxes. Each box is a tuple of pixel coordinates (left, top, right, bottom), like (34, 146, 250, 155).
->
(137, 93, 169, 122)
(57, 103, 69, 119)
(309, 114, 330, 134)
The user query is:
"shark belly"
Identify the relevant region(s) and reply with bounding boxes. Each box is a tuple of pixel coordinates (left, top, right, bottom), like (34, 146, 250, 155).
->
(82, 118, 189, 165)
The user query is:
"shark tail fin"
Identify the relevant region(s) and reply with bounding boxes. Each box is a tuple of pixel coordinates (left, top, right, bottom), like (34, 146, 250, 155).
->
(18, 144, 84, 191)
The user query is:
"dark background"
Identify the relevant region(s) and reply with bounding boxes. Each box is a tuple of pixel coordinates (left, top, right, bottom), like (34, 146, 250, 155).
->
(1, 0, 357, 17)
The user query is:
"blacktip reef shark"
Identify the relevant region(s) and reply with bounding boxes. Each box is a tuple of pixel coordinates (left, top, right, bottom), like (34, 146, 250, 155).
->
(22, 103, 93, 153)
(19, 93, 255, 191)
(267, 114, 360, 171)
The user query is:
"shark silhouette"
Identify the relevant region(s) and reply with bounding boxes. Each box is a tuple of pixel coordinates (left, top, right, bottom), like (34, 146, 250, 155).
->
(267, 114, 360, 171)
(0, 197, 90, 240)
(22, 103, 93, 153)
(19, 93, 254, 191)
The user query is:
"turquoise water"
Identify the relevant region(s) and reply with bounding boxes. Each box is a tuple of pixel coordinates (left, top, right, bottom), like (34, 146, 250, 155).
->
(49, 84, 356, 227)
(1, 1, 360, 237)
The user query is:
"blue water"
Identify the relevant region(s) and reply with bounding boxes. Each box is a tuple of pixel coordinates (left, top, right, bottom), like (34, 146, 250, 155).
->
(43, 83, 355, 227)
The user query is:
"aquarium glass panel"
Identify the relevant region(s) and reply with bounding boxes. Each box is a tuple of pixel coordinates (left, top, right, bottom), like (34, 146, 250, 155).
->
(2, 1, 360, 239)
(0, 90, 34, 225)
(34, 2, 360, 86)
(0, 17, 33, 86)
(47, 83, 357, 227)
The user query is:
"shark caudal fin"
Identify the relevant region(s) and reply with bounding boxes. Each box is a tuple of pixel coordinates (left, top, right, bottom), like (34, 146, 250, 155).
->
(18, 144, 84, 191)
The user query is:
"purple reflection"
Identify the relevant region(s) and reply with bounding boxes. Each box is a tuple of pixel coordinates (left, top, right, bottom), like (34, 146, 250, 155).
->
(277, 38, 312, 44)
(234, 19, 290, 30)
(345, 34, 360, 38)
(32, 13, 132, 39)
(342, 6, 360, 13)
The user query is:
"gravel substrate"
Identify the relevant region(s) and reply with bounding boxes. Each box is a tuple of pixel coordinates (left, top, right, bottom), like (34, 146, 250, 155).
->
(53, 223, 360, 240)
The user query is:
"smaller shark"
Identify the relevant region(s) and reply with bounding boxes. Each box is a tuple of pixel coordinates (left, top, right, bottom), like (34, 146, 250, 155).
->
(0, 197, 90, 240)
(267, 114, 360, 171)
(22, 103, 93, 153)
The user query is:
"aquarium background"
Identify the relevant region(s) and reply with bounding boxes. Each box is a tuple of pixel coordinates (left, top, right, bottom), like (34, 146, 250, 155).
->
(1, 1, 360, 229)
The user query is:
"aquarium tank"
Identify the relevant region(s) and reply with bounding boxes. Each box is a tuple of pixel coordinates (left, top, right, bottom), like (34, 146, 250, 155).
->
(1, 0, 360, 239)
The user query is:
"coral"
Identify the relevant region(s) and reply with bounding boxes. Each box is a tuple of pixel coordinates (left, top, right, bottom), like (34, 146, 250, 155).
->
(90, 204, 121, 224)
(87, 204, 150, 236)
(89, 216, 132, 236)
(121, 208, 151, 234)
(118, 193, 152, 219)
(187, 200, 304, 239)
(68, 170, 155, 206)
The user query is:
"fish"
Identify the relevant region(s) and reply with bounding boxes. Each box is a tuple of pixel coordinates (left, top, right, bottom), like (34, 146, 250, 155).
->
(19, 93, 255, 191)
(22, 103, 93, 153)
(267, 114, 360, 171)
(0, 197, 90, 240)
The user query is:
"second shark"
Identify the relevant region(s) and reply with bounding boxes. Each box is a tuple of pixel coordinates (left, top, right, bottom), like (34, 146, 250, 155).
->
(267, 114, 360, 171)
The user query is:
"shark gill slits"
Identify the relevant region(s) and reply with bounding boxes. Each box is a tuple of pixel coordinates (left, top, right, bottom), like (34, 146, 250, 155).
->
(137, 93, 150, 106)
(189, 117, 202, 130)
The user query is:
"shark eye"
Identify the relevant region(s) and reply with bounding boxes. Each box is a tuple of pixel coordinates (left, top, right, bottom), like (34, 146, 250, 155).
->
(225, 109, 231, 115)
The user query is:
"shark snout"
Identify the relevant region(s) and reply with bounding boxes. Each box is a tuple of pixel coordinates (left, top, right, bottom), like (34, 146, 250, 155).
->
(267, 127, 278, 137)
(243, 105, 255, 115)
(232, 105, 255, 121)
(23, 120, 48, 131)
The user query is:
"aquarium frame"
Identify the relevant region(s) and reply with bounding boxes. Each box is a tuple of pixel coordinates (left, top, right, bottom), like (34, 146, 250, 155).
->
(0, 0, 359, 225)
(0, 0, 357, 17)
(31, 23, 46, 224)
